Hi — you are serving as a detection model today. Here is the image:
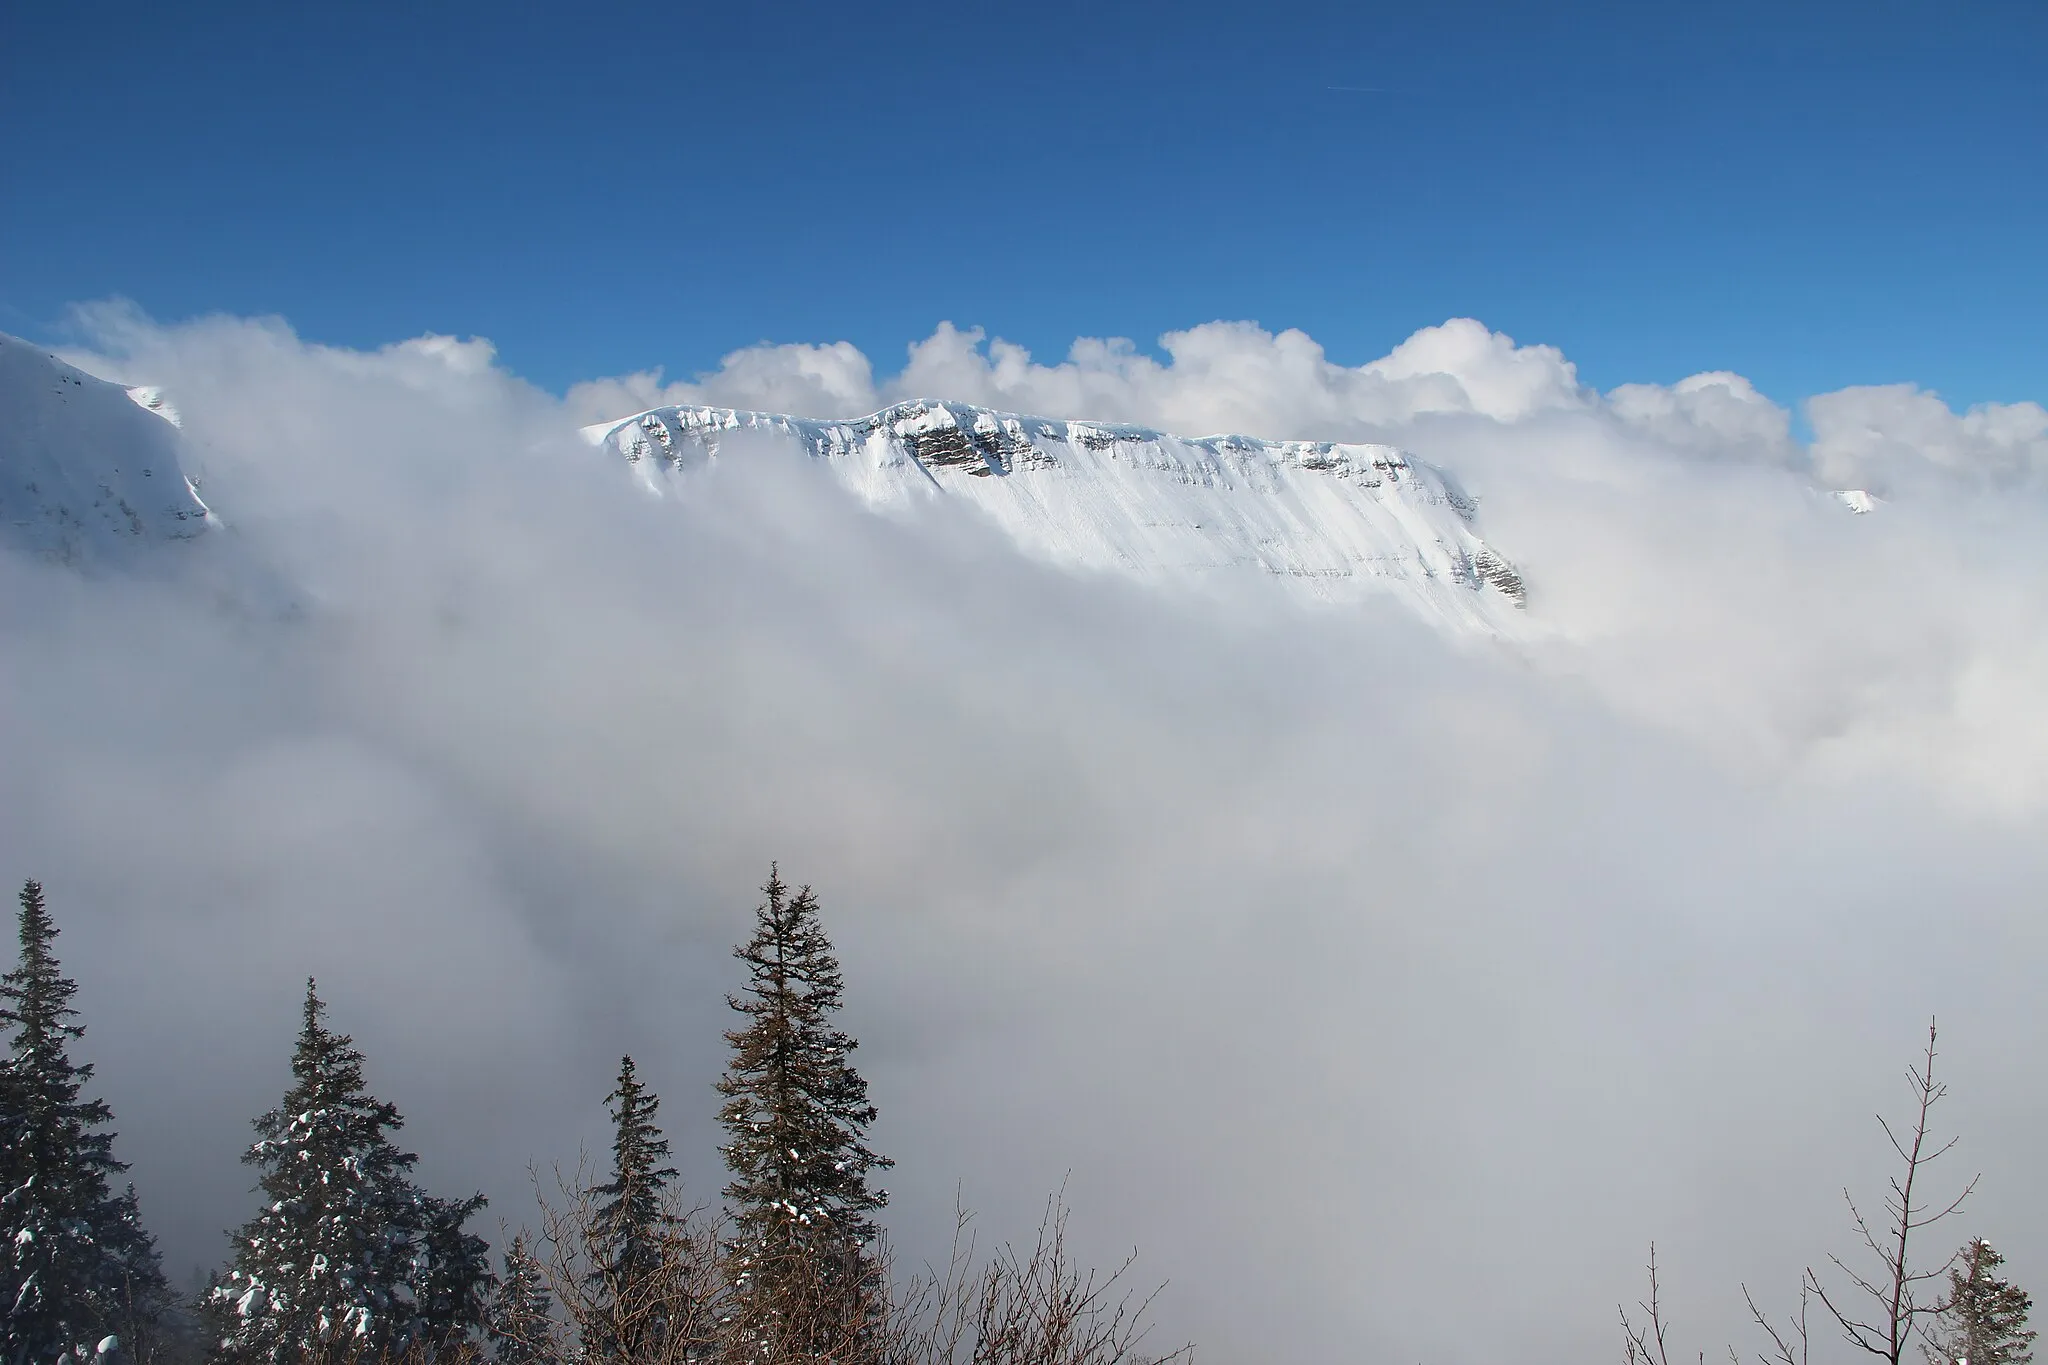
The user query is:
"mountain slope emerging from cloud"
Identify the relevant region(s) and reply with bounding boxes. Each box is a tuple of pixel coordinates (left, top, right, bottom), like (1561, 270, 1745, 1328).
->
(585, 399, 1527, 633)
(0, 332, 213, 563)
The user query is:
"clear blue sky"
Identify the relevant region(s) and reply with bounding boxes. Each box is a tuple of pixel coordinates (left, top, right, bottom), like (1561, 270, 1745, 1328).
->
(3, 0, 2041, 408)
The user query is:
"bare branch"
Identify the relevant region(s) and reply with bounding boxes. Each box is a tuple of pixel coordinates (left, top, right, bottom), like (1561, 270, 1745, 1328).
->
(1743, 1280, 1811, 1365)
(1801, 1020, 1979, 1365)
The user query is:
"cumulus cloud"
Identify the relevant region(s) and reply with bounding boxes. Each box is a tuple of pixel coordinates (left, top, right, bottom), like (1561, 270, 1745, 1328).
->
(565, 339, 878, 425)
(1606, 371, 1801, 463)
(597, 316, 2045, 500)
(1810, 383, 2048, 492)
(567, 317, 1601, 438)
(882, 318, 1592, 437)
(5, 309, 2048, 1363)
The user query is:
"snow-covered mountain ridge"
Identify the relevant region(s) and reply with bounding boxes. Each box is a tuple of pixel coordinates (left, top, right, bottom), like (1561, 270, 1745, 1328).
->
(584, 399, 1527, 632)
(0, 326, 1522, 635)
(0, 333, 213, 563)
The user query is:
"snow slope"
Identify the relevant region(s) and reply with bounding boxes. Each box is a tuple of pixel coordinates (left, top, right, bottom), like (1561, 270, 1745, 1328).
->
(0, 332, 214, 563)
(584, 400, 1527, 633)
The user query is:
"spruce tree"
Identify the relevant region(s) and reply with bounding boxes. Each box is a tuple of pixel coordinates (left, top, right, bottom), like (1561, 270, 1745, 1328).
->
(412, 1194, 494, 1353)
(1926, 1239, 2035, 1365)
(0, 879, 170, 1365)
(485, 1234, 556, 1365)
(208, 979, 490, 1363)
(583, 1055, 679, 1360)
(715, 866, 891, 1357)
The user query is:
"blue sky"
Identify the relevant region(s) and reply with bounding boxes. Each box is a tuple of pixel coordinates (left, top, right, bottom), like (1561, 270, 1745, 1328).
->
(3, 0, 2041, 410)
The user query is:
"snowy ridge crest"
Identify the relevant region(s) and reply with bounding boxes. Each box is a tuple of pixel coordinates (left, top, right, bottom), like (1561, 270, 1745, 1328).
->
(585, 399, 1526, 632)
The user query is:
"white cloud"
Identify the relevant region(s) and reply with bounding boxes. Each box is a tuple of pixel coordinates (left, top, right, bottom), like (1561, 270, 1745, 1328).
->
(1362, 315, 1590, 420)
(565, 339, 877, 424)
(383, 332, 500, 377)
(879, 317, 1590, 437)
(1607, 371, 1800, 462)
(1809, 383, 2048, 491)
(571, 317, 1599, 439)
(12, 309, 2048, 1364)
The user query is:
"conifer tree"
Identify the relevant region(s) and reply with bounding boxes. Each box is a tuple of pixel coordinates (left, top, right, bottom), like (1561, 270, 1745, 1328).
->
(1926, 1239, 2035, 1365)
(208, 979, 490, 1363)
(715, 866, 892, 1357)
(0, 879, 170, 1365)
(485, 1234, 556, 1365)
(583, 1055, 680, 1360)
(413, 1194, 495, 1353)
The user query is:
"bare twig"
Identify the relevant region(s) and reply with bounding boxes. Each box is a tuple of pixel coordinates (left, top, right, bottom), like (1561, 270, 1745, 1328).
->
(1621, 1245, 1677, 1365)
(1800, 1021, 1976, 1365)
(1743, 1279, 1811, 1365)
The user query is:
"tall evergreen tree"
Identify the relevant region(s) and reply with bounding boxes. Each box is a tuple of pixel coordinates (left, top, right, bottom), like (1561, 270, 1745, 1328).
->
(1926, 1239, 2035, 1365)
(0, 879, 170, 1365)
(582, 1056, 680, 1360)
(485, 1234, 556, 1365)
(208, 979, 490, 1363)
(715, 866, 892, 1357)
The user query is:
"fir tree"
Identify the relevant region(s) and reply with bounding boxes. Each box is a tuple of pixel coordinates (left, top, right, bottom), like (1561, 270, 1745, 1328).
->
(208, 979, 490, 1363)
(583, 1056, 679, 1360)
(485, 1234, 555, 1365)
(411, 1194, 494, 1354)
(715, 866, 892, 1357)
(1926, 1239, 2035, 1365)
(0, 879, 170, 1365)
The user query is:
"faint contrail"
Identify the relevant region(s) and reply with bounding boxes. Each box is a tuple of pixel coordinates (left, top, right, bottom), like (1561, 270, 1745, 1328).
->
(1326, 85, 1383, 92)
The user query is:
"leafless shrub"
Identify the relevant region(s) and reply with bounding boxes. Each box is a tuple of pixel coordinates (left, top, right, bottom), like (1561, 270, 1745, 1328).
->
(886, 1194, 1190, 1365)
(501, 1172, 1183, 1365)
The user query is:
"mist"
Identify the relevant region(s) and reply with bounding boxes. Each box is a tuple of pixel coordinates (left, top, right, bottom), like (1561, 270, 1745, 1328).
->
(4, 307, 2046, 1363)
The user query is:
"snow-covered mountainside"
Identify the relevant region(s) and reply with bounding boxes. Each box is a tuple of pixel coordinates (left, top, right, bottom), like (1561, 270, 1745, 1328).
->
(584, 400, 1527, 632)
(0, 332, 214, 563)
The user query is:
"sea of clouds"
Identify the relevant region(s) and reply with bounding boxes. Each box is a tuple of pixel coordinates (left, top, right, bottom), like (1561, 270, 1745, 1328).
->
(4, 306, 2047, 1363)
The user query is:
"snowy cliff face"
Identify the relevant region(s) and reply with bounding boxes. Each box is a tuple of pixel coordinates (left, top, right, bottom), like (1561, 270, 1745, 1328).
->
(0, 333, 214, 564)
(583, 400, 1527, 632)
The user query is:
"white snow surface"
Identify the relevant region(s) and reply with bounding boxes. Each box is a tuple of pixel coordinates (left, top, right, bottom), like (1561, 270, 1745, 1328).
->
(583, 399, 1528, 633)
(0, 332, 213, 562)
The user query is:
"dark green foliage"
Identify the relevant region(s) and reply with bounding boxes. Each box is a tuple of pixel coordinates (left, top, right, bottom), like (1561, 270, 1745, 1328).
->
(715, 866, 892, 1355)
(486, 1234, 556, 1365)
(593, 1057, 678, 1294)
(582, 1056, 680, 1359)
(0, 878, 171, 1365)
(1927, 1239, 2035, 1365)
(413, 1194, 495, 1354)
(207, 980, 490, 1363)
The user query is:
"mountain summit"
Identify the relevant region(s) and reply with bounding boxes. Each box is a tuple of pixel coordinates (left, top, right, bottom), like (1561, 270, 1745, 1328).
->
(584, 399, 1526, 632)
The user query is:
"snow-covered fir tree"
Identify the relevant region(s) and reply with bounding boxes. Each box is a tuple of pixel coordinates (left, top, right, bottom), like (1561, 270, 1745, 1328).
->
(715, 867, 892, 1359)
(582, 1055, 680, 1360)
(0, 879, 170, 1365)
(485, 1234, 556, 1365)
(1926, 1239, 2035, 1365)
(207, 979, 490, 1363)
